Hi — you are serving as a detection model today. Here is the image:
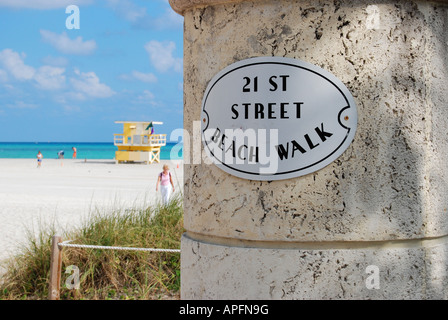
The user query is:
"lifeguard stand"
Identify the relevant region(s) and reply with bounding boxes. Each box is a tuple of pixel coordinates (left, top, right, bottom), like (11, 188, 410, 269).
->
(114, 121, 167, 164)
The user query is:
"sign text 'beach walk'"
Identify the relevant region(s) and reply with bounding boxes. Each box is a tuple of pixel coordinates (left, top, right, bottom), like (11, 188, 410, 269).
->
(201, 57, 358, 181)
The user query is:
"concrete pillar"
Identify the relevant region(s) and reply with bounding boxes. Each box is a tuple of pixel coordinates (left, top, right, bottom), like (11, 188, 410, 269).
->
(170, 0, 448, 299)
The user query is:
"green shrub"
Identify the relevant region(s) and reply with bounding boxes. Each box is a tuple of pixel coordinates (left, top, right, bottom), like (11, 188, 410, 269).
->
(0, 193, 184, 300)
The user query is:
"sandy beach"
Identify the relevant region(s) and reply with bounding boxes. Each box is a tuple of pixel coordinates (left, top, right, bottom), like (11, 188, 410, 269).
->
(0, 158, 183, 264)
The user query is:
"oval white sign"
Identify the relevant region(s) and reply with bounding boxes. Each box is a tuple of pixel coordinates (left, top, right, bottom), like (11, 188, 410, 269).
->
(201, 56, 357, 181)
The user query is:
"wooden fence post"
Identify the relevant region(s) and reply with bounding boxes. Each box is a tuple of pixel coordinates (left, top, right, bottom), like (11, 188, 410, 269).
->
(48, 235, 63, 300)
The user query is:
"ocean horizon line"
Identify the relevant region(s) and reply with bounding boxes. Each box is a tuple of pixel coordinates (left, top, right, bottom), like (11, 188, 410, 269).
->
(0, 141, 183, 160)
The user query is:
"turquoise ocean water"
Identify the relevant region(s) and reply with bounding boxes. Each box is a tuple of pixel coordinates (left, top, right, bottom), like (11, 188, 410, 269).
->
(0, 142, 183, 160)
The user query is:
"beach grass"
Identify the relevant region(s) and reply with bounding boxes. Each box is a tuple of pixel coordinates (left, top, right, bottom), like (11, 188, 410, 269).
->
(0, 193, 183, 300)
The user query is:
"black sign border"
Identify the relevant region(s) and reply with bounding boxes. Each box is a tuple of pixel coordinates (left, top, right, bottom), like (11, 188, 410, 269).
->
(201, 57, 356, 179)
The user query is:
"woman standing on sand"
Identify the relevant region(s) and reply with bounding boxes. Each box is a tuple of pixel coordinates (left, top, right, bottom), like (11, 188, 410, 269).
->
(156, 164, 175, 205)
(37, 151, 43, 168)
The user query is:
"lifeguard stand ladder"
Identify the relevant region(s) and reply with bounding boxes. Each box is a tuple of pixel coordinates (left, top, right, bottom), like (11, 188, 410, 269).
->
(113, 121, 167, 164)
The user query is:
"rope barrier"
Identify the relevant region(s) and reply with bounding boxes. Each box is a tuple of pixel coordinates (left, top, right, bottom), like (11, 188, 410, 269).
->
(49, 236, 181, 300)
(58, 240, 181, 253)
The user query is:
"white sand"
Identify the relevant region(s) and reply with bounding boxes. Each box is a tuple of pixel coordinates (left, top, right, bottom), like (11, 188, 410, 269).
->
(0, 158, 183, 264)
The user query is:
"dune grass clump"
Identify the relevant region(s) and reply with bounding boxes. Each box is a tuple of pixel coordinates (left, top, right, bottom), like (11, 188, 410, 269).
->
(0, 194, 183, 300)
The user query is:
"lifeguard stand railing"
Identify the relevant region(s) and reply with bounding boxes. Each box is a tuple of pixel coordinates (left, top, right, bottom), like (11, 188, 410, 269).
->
(113, 134, 167, 147)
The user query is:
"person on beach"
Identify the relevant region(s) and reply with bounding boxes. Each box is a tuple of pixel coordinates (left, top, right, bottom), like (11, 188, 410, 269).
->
(72, 147, 77, 159)
(37, 151, 43, 168)
(156, 164, 175, 205)
(57, 150, 64, 159)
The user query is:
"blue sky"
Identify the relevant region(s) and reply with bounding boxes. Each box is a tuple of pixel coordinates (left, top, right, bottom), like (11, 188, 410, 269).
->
(0, 0, 184, 142)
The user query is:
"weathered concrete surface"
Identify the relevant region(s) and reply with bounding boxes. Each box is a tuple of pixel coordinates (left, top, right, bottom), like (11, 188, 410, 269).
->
(181, 0, 448, 242)
(181, 234, 448, 299)
(172, 0, 448, 299)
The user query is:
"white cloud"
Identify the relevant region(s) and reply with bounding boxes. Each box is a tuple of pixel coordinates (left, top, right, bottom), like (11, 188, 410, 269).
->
(144, 40, 182, 73)
(131, 71, 157, 83)
(0, 49, 67, 90)
(138, 90, 155, 100)
(133, 90, 158, 106)
(0, 49, 35, 81)
(0, 0, 92, 9)
(120, 70, 157, 83)
(41, 56, 69, 67)
(0, 49, 114, 100)
(7, 101, 38, 109)
(105, 0, 182, 30)
(34, 66, 66, 90)
(40, 30, 97, 55)
(106, 0, 146, 23)
(150, 8, 183, 30)
(0, 69, 8, 82)
(70, 68, 115, 98)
